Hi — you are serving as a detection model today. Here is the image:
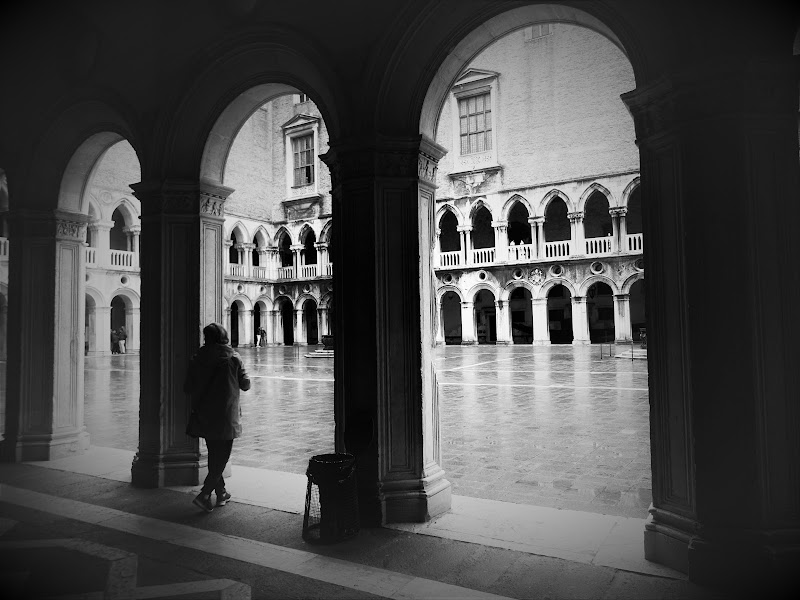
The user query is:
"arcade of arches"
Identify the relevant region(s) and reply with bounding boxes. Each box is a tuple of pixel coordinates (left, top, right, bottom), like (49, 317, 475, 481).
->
(0, 0, 798, 588)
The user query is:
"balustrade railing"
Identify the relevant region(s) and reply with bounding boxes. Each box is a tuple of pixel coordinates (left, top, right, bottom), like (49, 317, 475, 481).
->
(252, 266, 269, 280)
(627, 233, 643, 252)
(110, 249, 136, 268)
(471, 248, 495, 264)
(544, 240, 571, 258)
(229, 264, 245, 278)
(439, 250, 462, 268)
(324, 263, 333, 277)
(507, 243, 535, 262)
(585, 236, 613, 256)
(85, 247, 97, 265)
(0, 237, 8, 259)
(301, 264, 318, 278)
(277, 266, 295, 280)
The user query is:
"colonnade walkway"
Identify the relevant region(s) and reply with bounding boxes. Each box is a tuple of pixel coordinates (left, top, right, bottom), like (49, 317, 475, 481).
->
(0, 346, 719, 597)
(84, 344, 651, 518)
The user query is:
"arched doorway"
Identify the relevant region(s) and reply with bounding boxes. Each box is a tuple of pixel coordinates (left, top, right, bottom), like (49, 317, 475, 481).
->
(583, 191, 612, 254)
(509, 287, 533, 344)
(110, 295, 127, 352)
(253, 303, 261, 344)
(471, 206, 494, 264)
(587, 282, 615, 343)
(629, 278, 646, 341)
(441, 291, 462, 344)
(547, 284, 573, 344)
(301, 228, 317, 273)
(275, 298, 294, 346)
(473, 289, 496, 344)
(303, 298, 319, 345)
(230, 301, 240, 347)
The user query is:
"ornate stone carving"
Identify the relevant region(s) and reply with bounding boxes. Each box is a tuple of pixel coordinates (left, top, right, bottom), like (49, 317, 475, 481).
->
(609, 207, 628, 218)
(418, 153, 438, 183)
(55, 219, 87, 241)
(567, 211, 584, 222)
(200, 197, 224, 217)
(530, 268, 545, 285)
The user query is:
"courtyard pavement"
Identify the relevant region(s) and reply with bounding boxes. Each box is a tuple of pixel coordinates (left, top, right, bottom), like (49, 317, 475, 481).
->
(84, 343, 651, 519)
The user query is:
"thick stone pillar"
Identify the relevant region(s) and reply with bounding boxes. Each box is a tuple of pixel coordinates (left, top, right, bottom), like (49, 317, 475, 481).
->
(622, 57, 800, 589)
(494, 299, 511, 345)
(434, 297, 445, 346)
(320, 136, 450, 526)
(93, 220, 113, 267)
(95, 306, 111, 355)
(128, 306, 141, 353)
(1, 210, 90, 461)
(613, 294, 632, 342)
(460, 301, 476, 344)
(293, 308, 303, 345)
(129, 180, 232, 488)
(532, 297, 550, 345)
(266, 308, 275, 344)
(241, 309, 253, 347)
(570, 296, 590, 344)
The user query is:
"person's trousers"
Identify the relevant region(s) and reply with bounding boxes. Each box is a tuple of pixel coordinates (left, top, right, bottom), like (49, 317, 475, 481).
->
(201, 439, 234, 496)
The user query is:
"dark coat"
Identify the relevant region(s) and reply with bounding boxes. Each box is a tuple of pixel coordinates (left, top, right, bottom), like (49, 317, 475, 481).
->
(183, 343, 251, 440)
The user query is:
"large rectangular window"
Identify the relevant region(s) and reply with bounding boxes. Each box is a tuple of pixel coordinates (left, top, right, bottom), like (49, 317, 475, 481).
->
(459, 92, 492, 155)
(292, 134, 314, 186)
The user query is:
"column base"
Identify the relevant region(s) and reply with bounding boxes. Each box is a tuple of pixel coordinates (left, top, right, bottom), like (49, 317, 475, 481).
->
(533, 339, 551, 346)
(572, 339, 591, 345)
(382, 465, 452, 524)
(460, 340, 478, 346)
(495, 340, 512, 346)
(131, 450, 207, 488)
(615, 337, 633, 344)
(12, 429, 90, 462)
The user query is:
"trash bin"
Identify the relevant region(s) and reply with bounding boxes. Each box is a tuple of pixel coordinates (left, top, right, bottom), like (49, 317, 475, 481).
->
(302, 453, 359, 543)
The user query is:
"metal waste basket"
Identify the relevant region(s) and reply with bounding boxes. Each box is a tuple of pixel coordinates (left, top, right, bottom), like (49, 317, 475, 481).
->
(302, 453, 359, 543)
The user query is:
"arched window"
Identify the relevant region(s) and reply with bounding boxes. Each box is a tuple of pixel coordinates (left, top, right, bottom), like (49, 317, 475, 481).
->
(229, 232, 239, 264)
(110, 208, 128, 251)
(302, 228, 317, 265)
(627, 186, 642, 234)
(277, 231, 292, 267)
(583, 191, 612, 238)
(507, 202, 531, 245)
(544, 197, 570, 242)
(252, 236, 260, 267)
(439, 211, 460, 252)
(471, 206, 494, 249)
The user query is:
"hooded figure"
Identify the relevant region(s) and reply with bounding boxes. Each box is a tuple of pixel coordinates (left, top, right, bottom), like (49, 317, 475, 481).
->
(184, 323, 251, 512)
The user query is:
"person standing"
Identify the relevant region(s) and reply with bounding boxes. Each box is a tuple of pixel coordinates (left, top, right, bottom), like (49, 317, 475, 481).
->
(110, 328, 120, 354)
(184, 322, 251, 513)
(118, 326, 128, 354)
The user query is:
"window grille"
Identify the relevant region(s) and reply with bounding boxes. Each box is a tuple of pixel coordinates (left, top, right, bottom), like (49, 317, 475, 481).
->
(458, 92, 492, 155)
(293, 134, 315, 186)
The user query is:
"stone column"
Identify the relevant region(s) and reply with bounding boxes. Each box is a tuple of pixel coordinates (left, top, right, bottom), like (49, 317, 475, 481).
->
(270, 309, 281, 345)
(532, 298, 550, 345)
(96, 306, 111, 355)
(494, 299, 511, 345)
(1, 210, 90, 461)
(621, 58, 800, 587)
(93, 220, 113, 267)
(433, 229, 441, 269)
(265, 308, 275, 344)
(223, 240, 232, 276)
(613, 294, 632, 342)
(128, 306, 141, 353)
(434, 297, 445, 345)
(492, 221, 508, 263)
(531, 217, 545, 258)
(293, 308, 303, 345)
(291, 244, 303, 276)
(241, 309, 253, 347)
(460, 301, 476, 344)
(85, 302, 97, 354)
(224, 308, 231, 336)
(320, 136, 450, 526)
(570, 296, 590, 344)
(129, 180, 232, 488)
(319, 307, 329, 337)
(609, 207, 627, 253)
(458, 226, 472, 265)
(241, 242, 254, 277)
(568, 211, 585, 256)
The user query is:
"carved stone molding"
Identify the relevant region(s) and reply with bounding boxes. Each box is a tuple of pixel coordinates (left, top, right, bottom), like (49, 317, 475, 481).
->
(609, 207, 628, 218)
(55, 219, 87, 241)
(567, 211, 584, 222)
(132, 180, 233, 217)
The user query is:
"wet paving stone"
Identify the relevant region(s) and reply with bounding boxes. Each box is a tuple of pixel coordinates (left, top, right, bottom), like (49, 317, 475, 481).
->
(84, 343, 652, 518)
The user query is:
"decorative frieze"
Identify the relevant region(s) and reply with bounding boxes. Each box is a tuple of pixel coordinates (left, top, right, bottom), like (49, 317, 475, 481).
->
(55, 219, 87, 241)
(609, 207, 628, 218)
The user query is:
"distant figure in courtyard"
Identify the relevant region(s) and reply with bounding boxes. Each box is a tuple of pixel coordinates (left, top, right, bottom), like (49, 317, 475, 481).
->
(259, 327, 267, 346)
(118, 326, 127, 354)
(110, 328, 120, 354)
(254, 329, 260, 348)
(184, 322, 251, 513)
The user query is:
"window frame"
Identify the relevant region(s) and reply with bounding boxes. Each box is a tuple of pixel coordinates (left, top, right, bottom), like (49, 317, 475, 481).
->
(292, 134, 315, 187)
(457, 92, 492, 155)
(449, 70, 500, 175)
(282, 114, 321, 201)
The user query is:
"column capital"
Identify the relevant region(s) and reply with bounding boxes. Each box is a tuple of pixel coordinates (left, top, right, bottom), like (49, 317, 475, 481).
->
(7, 208, 91, 241)
(131, 179, 234, 218)
(122, 225, 142, 234)
(240, 242, 255, 251)
(491, 220, 508, 228)
(290, 244, 304, 251)
(609, 207, 628, 217)
(529, 216, 545, 225)
(572, 296, 587, 303)
(91, 219, 114, 231)
(614, 293, 630, 301)
(567, 211, 584, 222)
(457, 225, 473, 233)
(320, 134, 448, 189)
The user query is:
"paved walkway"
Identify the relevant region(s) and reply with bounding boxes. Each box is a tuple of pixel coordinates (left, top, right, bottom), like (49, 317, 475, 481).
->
(84, 344, 651, 518)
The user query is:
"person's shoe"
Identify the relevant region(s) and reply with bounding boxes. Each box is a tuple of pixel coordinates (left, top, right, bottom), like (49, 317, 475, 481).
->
(193, 493, 214, 513)
(216, 491, 232, 507)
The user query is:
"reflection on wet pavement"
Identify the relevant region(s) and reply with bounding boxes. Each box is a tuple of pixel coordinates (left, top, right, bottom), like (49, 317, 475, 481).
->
(84, 344, 651, 518)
